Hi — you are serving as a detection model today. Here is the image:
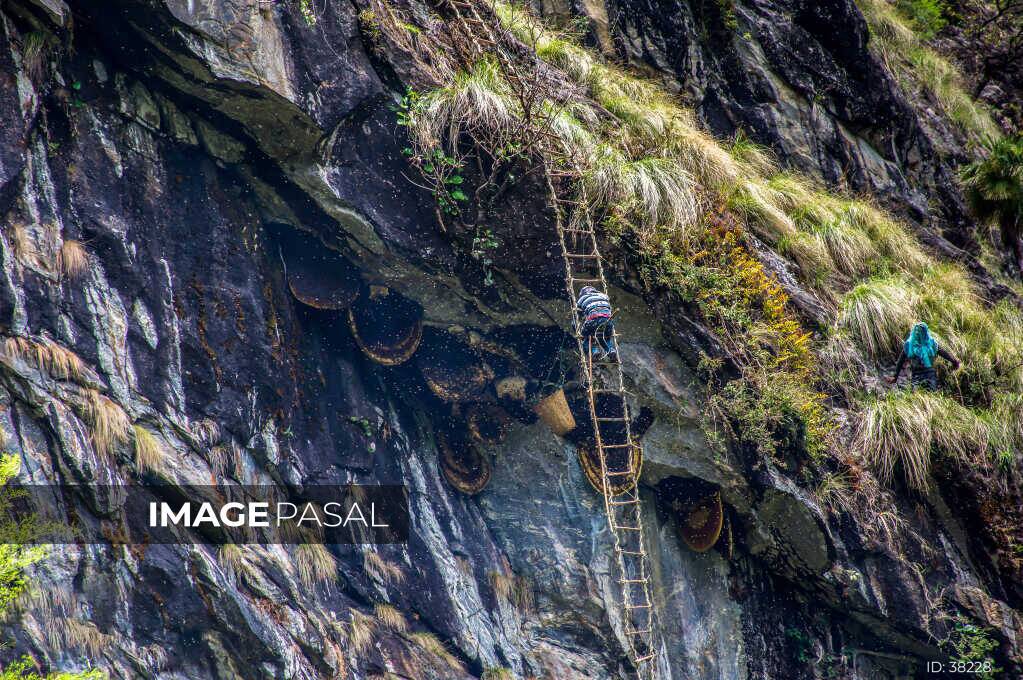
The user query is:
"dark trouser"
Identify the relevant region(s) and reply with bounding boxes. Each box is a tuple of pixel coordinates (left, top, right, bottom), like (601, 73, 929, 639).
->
(911, 367, 938, 391)
(581, 316, 615, 356)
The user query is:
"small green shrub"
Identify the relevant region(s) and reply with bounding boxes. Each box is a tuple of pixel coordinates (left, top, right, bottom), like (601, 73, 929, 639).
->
(715, 0, 739, 31)
(839, 277, 918, 358)
(896, 0, 947, 39)
(296, 0, 316, 26)
(941, 614, 1002, 680)
(0, 659, 103, 680)
(0, 456, 99, 678)
(0, 457, 48, 613)
(961, 135, 1023, 270)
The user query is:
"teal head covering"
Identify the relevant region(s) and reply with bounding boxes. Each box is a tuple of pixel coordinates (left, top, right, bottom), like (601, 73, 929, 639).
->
(904, 321, 937, 367)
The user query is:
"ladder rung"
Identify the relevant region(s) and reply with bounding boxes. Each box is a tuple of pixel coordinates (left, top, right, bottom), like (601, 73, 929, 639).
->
(595, 416, 627, 422)
(563, 228, 593, 234)
(605, 469, 636, 477)
(610, 498, 640, 506)
(566, 252, 598, 259)
(571, 277, 603, 284)
(619, 578, 647, 584)
(600, 442, 633, 448)
(617, 549, 645, 556)
(626, 628, 652, 635)
(634, 653, 656, 662)
(625, 603, 651, 609)
(613, 525, 642, 531)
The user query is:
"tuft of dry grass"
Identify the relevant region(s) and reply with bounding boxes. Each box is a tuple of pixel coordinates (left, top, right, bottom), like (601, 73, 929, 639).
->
(83, 390, 131, 459)
(482, 668, 514, 680)
(814, 472, 855, 512)
(856, 390, 986, 491)
(219, 543, 258, 583)
(409, 57, 517, 152)
(137, 643, 170, 672)
(191, 418, 221, 446)
(487, 570, 515, 603)
(408, 631, 461, 670)
(132, 424, 167, 475)
(838, 277, 918, 358)
(0, 336, 88, 383)
(57, 240, 90, 280)
(487, 569, 534, 613)
(38, 338, 88, 382)
(347, 609, 374, 654)
(21, 32, 48, 82)
(48, 618, 111, 656)
(8, 223, 32, 262)
(374, 603, 409, 632)
(295, 543, 337, 586)
(364, 549, 405, 585)
(323, 637, 348, 680)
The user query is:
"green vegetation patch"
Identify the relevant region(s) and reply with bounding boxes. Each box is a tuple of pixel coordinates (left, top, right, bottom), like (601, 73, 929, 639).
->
(394, 1, 1023, 498)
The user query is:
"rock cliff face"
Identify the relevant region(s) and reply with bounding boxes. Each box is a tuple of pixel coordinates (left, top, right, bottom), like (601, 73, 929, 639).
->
(0, 1, 1019, 679)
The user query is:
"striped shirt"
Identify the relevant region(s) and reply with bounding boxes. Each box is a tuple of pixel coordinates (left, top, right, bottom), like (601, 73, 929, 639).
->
(576, 287, 611, 319)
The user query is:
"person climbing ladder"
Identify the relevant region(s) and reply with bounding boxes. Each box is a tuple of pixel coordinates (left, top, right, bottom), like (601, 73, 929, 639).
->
(576, 285, 617, 360)
(886, 321, 961, 390)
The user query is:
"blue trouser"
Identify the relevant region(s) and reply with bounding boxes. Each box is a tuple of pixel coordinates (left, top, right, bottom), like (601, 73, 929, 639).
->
(911, 367, 938, 390)
(581, 316, 615, 355)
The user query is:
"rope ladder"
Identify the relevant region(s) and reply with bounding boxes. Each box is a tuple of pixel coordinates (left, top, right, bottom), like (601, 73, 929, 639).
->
(429, 2, 662, 675)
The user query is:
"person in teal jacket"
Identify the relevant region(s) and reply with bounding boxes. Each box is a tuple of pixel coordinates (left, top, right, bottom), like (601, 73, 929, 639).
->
(886, 321, 960, 390)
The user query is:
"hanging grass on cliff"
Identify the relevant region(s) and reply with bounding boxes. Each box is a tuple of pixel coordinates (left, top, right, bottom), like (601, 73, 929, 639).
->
(492, 1, 1023, 471)
(856, 0, 1000, 140)
(391, 1, 1023, 486)
(404, 53, 831, 453)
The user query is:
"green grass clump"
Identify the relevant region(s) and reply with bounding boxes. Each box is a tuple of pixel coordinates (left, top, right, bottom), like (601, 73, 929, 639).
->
(584, 148, 699, 234)
(0, 457, 48, 613)
(895, 0, 947, 39)
(839, 276, 919, 358)
(406, 57, 518, 154)
(961, 134, 1023, 272)
(856, 390, 985, 490)
(0, 659, 103, 680)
